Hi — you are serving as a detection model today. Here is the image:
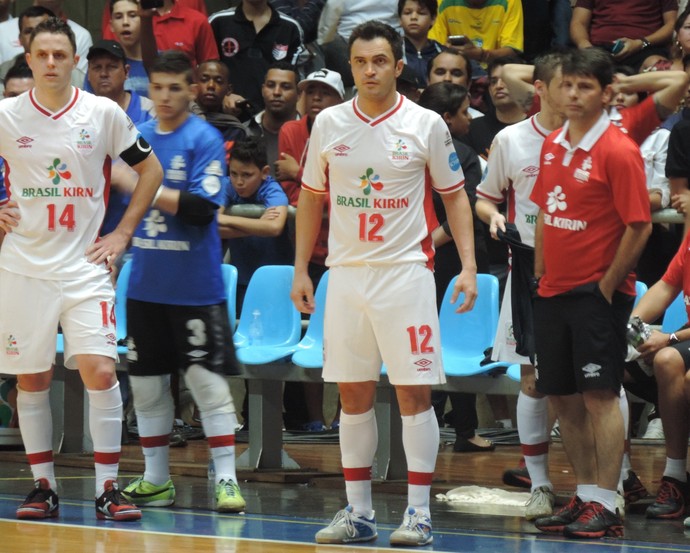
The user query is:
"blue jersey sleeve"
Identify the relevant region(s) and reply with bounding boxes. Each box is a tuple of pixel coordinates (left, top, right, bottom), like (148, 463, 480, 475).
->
(187, 127, 228, 208)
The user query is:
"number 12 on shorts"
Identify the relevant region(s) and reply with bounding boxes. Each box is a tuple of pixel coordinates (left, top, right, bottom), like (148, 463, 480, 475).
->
(407, 325, 434, 354)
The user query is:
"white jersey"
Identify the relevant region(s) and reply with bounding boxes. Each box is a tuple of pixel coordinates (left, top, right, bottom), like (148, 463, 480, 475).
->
(302, 93, 465, 268)
(476, 115, 550, 247)
(0, 87, 140, 280)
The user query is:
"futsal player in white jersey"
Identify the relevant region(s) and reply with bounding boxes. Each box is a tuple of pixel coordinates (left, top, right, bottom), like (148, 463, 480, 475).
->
(475, 52, 566, 521)
(0, 18, 163, 521)
(291, 20, 478, 547)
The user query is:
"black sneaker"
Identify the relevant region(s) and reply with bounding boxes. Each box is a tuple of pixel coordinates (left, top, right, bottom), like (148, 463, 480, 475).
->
(563, 501, 624, 539)
(622, 469, 648, 504)
(95, 479, 142, 521)
(502, 458, 532, 489)
(534, 494, 584, 533)
(646, 475, 690, 519)
(16, 478, 59, 519)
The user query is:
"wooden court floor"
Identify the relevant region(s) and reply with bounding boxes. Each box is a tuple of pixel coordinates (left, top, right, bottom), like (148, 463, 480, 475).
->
(2, 438, 690, 553)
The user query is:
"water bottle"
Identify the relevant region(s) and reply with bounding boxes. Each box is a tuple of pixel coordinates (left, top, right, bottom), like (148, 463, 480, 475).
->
(249, 309, 264, 345)
(626, 316, 650, 348)
(207, 456, 215, 480)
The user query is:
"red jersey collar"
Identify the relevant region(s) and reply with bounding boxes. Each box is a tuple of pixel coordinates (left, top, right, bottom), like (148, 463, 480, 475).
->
(29, 86, 79, 120)
(353, 93, 404, 126)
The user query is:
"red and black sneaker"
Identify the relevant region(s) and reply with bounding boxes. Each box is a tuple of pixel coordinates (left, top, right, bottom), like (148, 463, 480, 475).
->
(622, 469, 648, 505)
(645, 475, 690, 519)
(563, 501, 624, 539)
(95, 480, 142, 521)
(534, 494, 584, 533)
(502, 457, 532, 489)
(17, 478, 59, 519)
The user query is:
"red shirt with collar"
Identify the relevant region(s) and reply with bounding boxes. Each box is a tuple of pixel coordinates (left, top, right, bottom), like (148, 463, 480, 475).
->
(152, 3, 218, 67)
(278, 116, 330, 266)
(101, 0, 208, 40)
(530, 112, 650, 297)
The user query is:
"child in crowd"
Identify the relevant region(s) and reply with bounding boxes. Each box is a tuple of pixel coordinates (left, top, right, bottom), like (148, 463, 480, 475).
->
(218, 137, 292, 310)
(398, 0, 443, 88)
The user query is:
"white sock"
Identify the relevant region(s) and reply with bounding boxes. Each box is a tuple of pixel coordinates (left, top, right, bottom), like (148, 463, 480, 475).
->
(340, 409, 377, 519)
(17, 387, 56, 489)
(138, 414, 172, 486)
(202, 411, 238, 484)
(516, 392, 551, 491)
(401, 407, 438, 514)
(132, 376, 174, 486)
(592, 486, 618, 513)
(663, 457, 688, 482)
(577, 484, 598, 503)
(88, 382, 123, 495)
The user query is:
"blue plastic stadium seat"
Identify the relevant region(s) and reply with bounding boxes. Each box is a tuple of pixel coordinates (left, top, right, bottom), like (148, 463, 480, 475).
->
(234, 265, 302, 364)
(634, 280, 647, 307)
(440, 273, 513, 377)
(506, 364, 521, 383)
(221, 264, 239, 331)
(292, 271, 329, 369)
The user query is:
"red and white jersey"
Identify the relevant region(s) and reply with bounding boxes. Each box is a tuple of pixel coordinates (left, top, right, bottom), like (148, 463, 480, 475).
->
(302, 93, 465, 268)
(0, 87, 140, 280)
(477, 115, 549, 247)
(530, 111, 650, 297)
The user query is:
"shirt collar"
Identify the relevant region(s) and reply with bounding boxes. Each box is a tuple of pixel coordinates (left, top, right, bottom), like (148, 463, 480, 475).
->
(553, 110, 610, 153)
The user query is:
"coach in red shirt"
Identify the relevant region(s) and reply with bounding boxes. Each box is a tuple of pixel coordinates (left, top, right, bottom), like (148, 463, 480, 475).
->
(530, 48, 651, 540)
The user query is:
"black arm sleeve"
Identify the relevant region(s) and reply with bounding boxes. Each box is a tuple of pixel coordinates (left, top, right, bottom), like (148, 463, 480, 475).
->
(177, 191, 217, 226)
(120, 135, 153, 167)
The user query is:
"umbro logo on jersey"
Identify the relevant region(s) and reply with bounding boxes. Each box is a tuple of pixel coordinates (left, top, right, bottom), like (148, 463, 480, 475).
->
(523, 165, 539, 177)
(543, 153, 555, 165)
(334, 144, 350, 156)
(16, 136, 33, 148)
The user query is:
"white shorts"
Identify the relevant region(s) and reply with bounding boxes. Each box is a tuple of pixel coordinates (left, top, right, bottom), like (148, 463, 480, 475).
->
(492, 271, 531, 365)
(0, 270, 118, 373)
(322, 264, 445, 386)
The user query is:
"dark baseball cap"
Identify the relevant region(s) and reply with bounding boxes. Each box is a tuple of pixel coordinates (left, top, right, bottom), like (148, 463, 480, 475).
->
(87, 40, 127, 63)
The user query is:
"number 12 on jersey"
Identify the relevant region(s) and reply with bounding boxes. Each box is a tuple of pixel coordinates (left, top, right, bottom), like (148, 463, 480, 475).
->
(47, 203, 76, 232)
(358, 212, 384, 242)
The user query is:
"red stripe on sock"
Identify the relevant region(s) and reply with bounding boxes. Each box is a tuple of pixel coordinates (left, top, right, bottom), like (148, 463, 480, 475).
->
(140, 434, 170, 448)
(343, 467, 371, 481)
(94, 451, 120, 465)
(27, 451, 53, 465)
(521, 442, 549, 456)
(408, 471, 433, 486)
(208, 434, 235, 448)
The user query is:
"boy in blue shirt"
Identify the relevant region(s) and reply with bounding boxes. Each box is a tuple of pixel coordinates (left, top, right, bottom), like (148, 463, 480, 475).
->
(121, 51, 245, 513)
(218, 137, 293, 310)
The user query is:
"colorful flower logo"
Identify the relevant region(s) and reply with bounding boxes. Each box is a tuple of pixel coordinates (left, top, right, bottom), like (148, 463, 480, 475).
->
(47, 158, 71, 185)
(359, 167, 383, 195)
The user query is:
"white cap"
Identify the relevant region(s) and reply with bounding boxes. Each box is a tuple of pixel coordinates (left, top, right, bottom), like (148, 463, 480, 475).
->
(298, 69, 345, 99)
